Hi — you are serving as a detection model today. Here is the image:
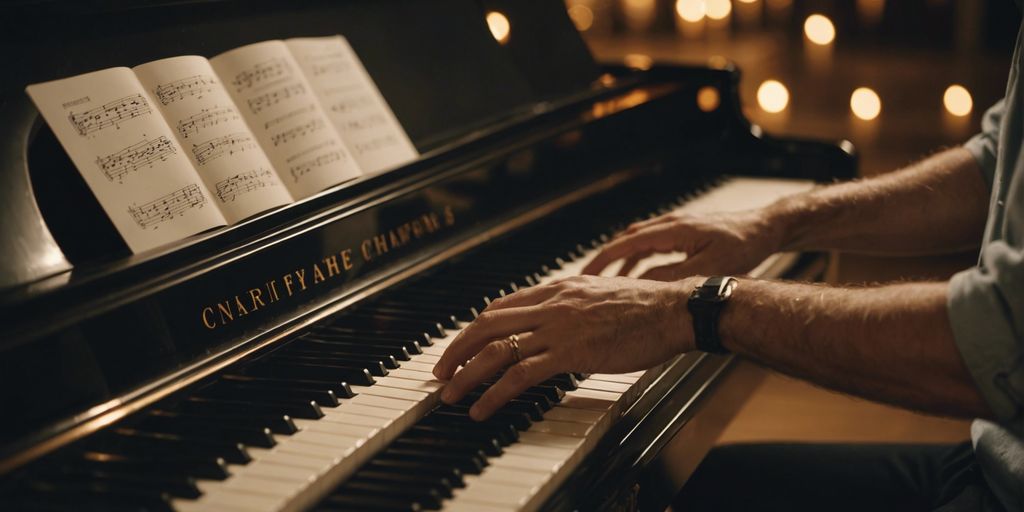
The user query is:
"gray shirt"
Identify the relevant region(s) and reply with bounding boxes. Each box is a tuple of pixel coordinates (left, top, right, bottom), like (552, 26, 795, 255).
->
(953, 17, 1024, 512)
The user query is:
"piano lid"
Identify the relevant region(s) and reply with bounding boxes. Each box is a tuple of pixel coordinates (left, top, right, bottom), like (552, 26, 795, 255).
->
(0, 0, 600, 292)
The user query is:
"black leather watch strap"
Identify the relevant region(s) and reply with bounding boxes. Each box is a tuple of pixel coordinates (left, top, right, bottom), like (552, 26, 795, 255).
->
(687, 276, 738, 354)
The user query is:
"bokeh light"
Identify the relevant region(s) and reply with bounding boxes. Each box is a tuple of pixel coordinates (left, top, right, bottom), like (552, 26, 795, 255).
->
(706, 0, 732, 20)
(697, 86, 721, 112)
(757, 80, 789, 113)
(943, 85, 973, 117)
(676, 0, 707, 22)
(804, 14, 836, 45)
(486, 11, 511, 44)
(568, 4, 595, 32)
(623, 53, 654, 70)
(850, 87, 882, 120)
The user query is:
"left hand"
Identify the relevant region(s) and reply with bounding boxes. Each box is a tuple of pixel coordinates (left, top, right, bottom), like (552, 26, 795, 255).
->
(432, 275, 700, 420)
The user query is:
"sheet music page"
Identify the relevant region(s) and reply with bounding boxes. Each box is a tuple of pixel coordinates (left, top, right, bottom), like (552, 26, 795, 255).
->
(285, 36, 418, 174)
(210, 41, 362, 199)
(26, 68, 226, 253)
(133, 56, 294, 223)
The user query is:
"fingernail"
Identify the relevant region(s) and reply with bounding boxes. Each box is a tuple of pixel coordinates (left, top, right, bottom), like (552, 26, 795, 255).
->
(469, 405, 482, 421)
(441, 387, 454, 403)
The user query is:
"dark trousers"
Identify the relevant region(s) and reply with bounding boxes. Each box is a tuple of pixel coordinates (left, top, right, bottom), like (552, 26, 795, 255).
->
(672, 442, 1006, 512)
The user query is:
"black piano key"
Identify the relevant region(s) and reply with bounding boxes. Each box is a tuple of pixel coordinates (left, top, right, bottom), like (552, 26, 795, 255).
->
(75, 450, 231, 481)
(180, 395, 325, 420)
(434, 404, 533, 431)
(203, 380, 341, 407)
(268, 354, 388, 377)
(335, 481, 443, 511)
(305, 332, 425, 353)
(417, 415, 519, 446)
(97, 428, 251, 465)
(17, 480, 175, 512)
(135, 413, 277, 448)
(352, 470, 456, 495)
(391, 437, 501, 457)
(283, 347, 401, 370)
(371, 300, 478, 322)
(379, 447, 487, 475)
(344, 309, 453, 333)
(406, 422, 513, 448)
(365, 459, 464, 488)
(359, 305, 461, 329)
(296, 338, 414, 360)
(221, 373, 356, 399)
(387, 289, 490, 313)
(246, 362, 376, 387)
(458, 394, 544, 421)
(149, 407, 299, 435)
(38, 466, 202, 499)
(330, 313, 446, 339)
(314, 326, 432, 347)
(315, 495, 423, 512)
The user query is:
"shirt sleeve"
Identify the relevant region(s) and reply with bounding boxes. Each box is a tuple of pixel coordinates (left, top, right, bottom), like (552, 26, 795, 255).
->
(963, 99, 1006, 189)
(948, 241, 1024, 430)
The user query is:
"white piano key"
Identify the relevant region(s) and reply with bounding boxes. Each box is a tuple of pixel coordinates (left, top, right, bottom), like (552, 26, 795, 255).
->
(396, 360, 438, 373)
(386, 367, 438, 381)
(528, 419, 594, 438)
(565, 388, 622, 402)
(558, 393, 614, 411)
(578, 379, 632, 393)
(348, 393, 417, 410)
(516, 431, 586, 450)
(373, 374, 444, 393)
(335, 402, 404, 419)
(586, 373, 640, 384)
(500, 442, 574, 461)
(294, 418, 379, 439)
(487, 452, 562, 473)
(541, 406, 605, 424)
(350, 384, 429, 402)
(442, 500, 518, 512)
(245, 448, 332, 471)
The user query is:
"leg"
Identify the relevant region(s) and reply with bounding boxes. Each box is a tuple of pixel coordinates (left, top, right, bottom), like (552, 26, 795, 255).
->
(672, 442, 985, 512)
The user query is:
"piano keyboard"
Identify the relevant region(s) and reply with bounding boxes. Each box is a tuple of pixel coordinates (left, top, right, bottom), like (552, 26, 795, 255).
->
(10, 177, 813, 512)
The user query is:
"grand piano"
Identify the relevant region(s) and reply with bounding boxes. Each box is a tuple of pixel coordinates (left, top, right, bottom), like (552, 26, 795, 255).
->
(0, 1, 856, 510)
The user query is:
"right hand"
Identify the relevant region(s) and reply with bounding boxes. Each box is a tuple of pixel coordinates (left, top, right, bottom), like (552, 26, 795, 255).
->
(581, 209, 784, 281)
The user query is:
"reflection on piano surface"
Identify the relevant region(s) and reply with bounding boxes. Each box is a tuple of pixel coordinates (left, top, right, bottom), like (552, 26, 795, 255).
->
(0, 1, 855, 511)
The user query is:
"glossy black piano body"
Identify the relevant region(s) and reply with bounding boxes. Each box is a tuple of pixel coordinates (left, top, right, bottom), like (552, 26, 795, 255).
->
(0, 1, 856, 510)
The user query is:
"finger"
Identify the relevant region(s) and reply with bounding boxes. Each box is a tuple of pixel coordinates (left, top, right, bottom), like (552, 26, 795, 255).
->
(482, 281, 563, 313)
(433, 306, 544, 379)
(467, 352, 560, 420)
(618, 213, 677, 237)
(581, 225, 679, 276)
(617, 251, 651, 277)
(639, 253, 710, 281)
(440, 332, 545, 405)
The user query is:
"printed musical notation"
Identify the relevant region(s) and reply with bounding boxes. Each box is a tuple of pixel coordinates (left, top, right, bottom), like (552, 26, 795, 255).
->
(248, 83, 306, 115)
(264, 104, 316, 130)
(127, 183, 206, 229)
(176, 106, 240, 139)
(311, 59, 350, 77)
(68, 94, 152, 136)
(341, 113, 386, 132)
(154, 75, 217, 106)
(232, 57, 291, 92)
(289, 150, 344, 183)
(355, 135, 399, 156)
(214, 168, 273, 203)
(270, 118, 325, 147)
(328, 94, 373, 115)
(191, 132, 257, 166)
(95, 136, 177, 183)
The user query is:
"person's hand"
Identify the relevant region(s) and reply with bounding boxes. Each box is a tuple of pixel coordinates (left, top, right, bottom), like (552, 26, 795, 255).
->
(581, 209, 783, 281)
(432, 275, 700, 420)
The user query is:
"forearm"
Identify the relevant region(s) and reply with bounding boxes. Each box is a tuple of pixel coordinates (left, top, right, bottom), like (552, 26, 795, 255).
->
(766, 147, 989, 255)
(715, 277, 991, 418)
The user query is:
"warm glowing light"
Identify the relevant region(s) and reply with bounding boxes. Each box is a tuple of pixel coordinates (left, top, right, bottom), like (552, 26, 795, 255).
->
(568, 4, 595, 31)
(622, 0, 657, 31)
(697, 86, 721, 112)
(623, 53, 654, 70)
(738, 0, 757, 3)
(486, 11, 511, 44)
(706, 0, 732, 19)
(707, 55, 729, 69)
(850, 87, 881, 120)
(803, 14, 835, 45)
(856, 0, 885, 25)
(944, 85, 973, 117)
(676, 0, 707, 22)
(757, 80, 789, 113)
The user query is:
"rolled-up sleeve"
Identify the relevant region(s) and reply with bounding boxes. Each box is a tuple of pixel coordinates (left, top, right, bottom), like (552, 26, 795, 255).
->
(948, 241, 1024, 428)
(963, 99, 1006, 188)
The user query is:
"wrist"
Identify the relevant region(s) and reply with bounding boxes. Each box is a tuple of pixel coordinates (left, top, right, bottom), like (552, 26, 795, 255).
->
(673, 276, 705, 353)
(762, 196, 812, 253)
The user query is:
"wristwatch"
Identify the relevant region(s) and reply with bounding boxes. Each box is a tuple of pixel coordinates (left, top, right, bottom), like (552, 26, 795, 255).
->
(687, 276, 738, 354)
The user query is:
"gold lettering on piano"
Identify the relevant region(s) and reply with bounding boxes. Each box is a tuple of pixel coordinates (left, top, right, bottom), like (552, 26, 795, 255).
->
(199, 205, 456, 330)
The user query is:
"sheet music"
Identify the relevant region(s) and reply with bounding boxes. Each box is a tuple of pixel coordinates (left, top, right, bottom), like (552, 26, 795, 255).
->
(134, 56, 293, 222)
(211, 41, 362, 199)
(286, 36, 418, 174)
(26, 67, 225, 253)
